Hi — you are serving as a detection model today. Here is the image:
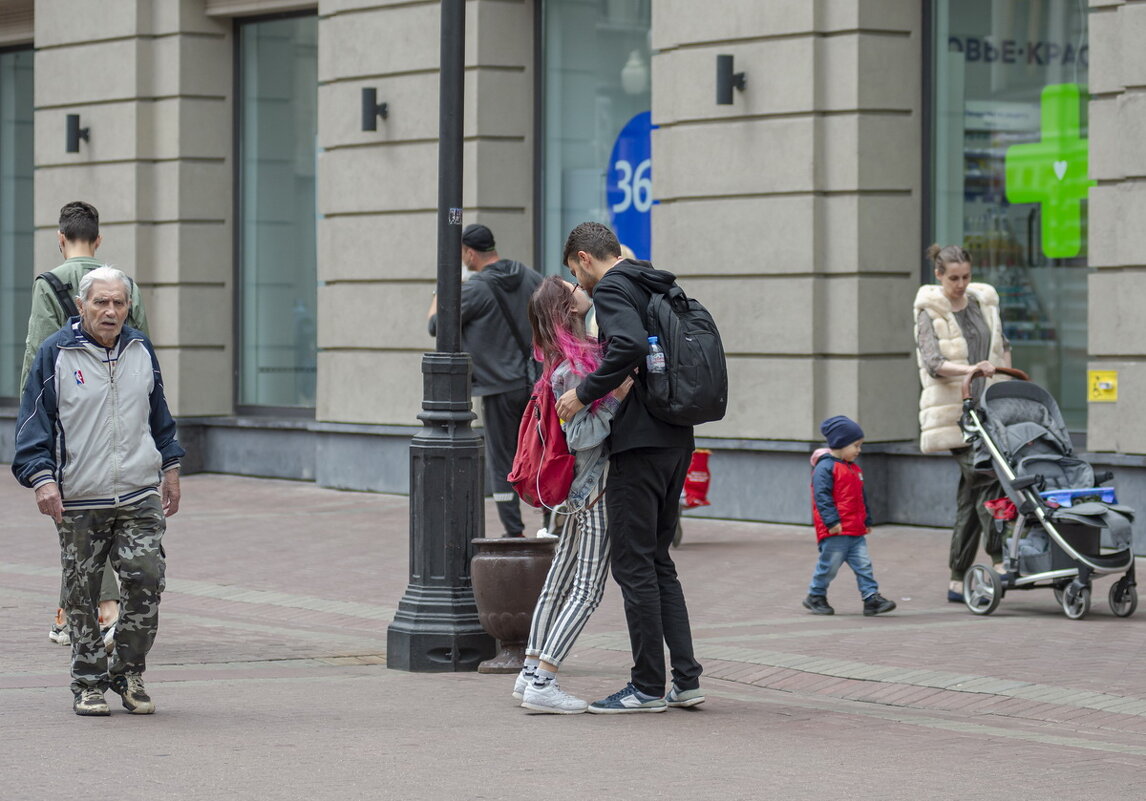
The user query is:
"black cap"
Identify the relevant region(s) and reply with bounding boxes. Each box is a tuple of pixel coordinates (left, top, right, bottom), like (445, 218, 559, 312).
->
(462, 223, 496, 252)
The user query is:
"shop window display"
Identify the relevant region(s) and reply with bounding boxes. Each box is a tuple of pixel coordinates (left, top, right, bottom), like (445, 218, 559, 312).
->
(931, 0, 1089, 427)
(237, 16, 318, 409)
(540, 0, 651, 269)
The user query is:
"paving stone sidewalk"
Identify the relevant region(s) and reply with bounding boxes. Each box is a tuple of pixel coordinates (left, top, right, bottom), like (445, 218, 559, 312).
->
(2, 473, 1144, 800)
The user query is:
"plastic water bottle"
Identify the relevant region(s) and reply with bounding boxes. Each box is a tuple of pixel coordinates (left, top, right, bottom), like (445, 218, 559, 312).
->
(646, 336, 666, 373)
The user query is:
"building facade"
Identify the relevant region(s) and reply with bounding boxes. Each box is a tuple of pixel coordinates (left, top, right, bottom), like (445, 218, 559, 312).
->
(1, 0, 1142, 549)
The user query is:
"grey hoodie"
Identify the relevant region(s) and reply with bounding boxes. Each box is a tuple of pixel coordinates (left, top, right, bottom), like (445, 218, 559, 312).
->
(428, 259, 543, 396)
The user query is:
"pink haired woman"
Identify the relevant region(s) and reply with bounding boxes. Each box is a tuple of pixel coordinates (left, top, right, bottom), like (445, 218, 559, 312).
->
(512, 276, 631, 714)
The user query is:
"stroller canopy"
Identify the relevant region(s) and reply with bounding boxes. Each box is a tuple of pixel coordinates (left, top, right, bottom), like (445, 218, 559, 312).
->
(973, 380, 1092, 491)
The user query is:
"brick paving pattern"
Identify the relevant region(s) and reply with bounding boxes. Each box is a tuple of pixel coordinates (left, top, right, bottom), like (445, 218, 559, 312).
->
(1, 473, 1144, 799)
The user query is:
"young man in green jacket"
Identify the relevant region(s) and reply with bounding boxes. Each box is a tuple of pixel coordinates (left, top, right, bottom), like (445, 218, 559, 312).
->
(20, 201, 150, 648)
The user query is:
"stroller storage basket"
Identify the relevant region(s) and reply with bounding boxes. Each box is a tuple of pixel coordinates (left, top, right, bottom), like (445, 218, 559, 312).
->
(1047, 522, 1101, 572)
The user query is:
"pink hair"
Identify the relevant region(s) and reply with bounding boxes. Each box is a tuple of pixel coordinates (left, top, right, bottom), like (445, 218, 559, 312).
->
(527, 276, 604, 410)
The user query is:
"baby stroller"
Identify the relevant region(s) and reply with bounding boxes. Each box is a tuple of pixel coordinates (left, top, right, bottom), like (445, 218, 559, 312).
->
(959, 367, 1136, 620)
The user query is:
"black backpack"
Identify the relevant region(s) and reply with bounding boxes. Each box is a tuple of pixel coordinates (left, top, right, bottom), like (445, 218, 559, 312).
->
(640, 282, 728, 426)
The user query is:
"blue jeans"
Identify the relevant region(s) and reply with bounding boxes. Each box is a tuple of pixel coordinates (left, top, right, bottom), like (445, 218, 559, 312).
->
(808, 535, 879, 599)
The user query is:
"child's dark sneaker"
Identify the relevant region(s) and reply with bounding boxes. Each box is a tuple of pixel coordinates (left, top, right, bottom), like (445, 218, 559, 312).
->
(802, 594, 834, 615)
(863, 593, 896, 616)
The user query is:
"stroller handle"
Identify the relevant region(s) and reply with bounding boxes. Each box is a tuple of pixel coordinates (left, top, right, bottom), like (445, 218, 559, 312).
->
(961, 366, 1030, 401)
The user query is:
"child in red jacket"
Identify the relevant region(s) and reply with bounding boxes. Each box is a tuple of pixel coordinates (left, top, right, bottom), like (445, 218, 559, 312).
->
(803, 416, 896, 616)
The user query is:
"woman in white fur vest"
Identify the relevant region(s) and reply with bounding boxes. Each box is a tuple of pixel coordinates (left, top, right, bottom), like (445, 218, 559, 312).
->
(913, 244, 1012, 603)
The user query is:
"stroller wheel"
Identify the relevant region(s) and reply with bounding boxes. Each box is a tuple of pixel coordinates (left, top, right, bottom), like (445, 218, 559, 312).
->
(1109, 581, 1138, 618)
(1061, 582, 1091, 620)
(963, 565, 1002, 615)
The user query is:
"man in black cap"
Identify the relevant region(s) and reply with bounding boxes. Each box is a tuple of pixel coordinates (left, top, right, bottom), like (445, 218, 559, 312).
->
(427, 224, 543, 537)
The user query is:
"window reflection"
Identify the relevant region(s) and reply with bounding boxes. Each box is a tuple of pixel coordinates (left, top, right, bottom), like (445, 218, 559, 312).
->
(0, 48, 33, 399)
(932, 0, 1090, 427)
(541, 0, 652, 271)
(238, 16, 318, 408)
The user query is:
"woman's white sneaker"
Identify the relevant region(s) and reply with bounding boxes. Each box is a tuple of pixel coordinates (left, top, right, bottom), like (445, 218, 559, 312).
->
(521, 681, 588, 714)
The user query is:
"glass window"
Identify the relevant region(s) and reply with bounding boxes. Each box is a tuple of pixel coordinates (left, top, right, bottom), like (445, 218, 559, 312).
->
(931, 0, 1089, 427)
(0, 48, 33, 400)
(237, 15, 318, 408)
(540, 0, 651, 270)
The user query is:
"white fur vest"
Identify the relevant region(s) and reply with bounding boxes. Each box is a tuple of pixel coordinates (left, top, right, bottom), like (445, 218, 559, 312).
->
(913, 283, 1007, 454)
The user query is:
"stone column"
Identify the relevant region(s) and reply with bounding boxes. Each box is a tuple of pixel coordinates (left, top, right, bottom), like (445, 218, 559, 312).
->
(33, 0, 233, 416)
(651, 0, 922, 443)
(1087, 0, 1146, 453)
(315, 0, 534, 429)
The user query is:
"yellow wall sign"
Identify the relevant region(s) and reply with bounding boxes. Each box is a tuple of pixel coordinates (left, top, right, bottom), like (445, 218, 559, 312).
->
(1088, 370, 1118, 402)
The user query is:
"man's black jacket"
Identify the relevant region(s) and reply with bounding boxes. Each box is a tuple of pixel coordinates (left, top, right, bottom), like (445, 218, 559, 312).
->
(576, 259, 694, 454)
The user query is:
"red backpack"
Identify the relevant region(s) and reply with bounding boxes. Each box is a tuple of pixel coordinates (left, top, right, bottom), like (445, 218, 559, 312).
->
(507, 384, 575, 509)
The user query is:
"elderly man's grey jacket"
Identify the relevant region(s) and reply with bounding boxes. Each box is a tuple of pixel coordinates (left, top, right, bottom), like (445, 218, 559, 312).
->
(12, 318, 183, 511)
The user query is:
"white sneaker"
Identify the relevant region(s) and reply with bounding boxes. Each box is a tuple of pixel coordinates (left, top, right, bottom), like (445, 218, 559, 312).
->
(666, 684, 706, 708)
(522, 681, 588, 714)
(102, 622, 116, 654)
(49, 622, 70, 646)
(512, 669, 534, 700)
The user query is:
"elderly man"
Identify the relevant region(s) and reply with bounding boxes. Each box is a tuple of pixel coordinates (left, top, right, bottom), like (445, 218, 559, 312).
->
(13, 266, 183, 717)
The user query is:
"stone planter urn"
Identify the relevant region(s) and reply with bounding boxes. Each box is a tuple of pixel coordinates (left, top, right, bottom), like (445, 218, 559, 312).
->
(470, 537, 556, 674)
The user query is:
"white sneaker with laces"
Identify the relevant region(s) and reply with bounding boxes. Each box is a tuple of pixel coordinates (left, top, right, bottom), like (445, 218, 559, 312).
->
(521, 681, 588, 714)
(49, 622, 70, 646)
(102, 622, 116, 654)
(513, 668, 535, 700)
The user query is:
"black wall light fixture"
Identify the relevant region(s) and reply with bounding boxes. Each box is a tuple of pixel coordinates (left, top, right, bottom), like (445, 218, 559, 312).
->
(66, 114, 90, 153)
(361, 87, 389, 131)
(715, 54, 746, 105)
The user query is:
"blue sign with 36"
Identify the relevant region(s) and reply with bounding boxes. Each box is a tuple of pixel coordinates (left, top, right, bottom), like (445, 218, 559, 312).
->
(606, 110, 654, 260)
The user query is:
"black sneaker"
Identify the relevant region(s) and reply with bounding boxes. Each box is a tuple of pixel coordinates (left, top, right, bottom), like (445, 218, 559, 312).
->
(110, 673, 155, 714)
(863, 593, 897, 616)
(802, 594, 834, 615)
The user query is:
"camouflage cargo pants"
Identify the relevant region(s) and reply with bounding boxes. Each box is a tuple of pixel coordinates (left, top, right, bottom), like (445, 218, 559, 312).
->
(57, 495, 166, 694)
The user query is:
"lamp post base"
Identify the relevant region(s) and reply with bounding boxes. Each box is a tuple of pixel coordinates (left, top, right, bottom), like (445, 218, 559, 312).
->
(387, 618, 495, 673)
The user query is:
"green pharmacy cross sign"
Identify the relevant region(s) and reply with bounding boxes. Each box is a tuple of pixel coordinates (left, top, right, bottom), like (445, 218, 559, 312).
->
(1004, 83, 1096, 259)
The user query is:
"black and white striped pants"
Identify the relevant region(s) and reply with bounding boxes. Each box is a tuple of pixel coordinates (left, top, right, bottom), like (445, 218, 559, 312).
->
(525, 471, 610, 667)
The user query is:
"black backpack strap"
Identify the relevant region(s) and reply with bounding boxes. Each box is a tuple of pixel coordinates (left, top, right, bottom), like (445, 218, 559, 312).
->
(486, 279, 537, 381)
(37, 272, 79, 318)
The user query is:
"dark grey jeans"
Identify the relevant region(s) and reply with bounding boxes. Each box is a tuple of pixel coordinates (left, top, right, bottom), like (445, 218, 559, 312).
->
(949, 446, 1003, 581)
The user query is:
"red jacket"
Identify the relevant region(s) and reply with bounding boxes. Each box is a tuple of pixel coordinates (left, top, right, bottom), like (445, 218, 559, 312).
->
(811, 453, 871, 542)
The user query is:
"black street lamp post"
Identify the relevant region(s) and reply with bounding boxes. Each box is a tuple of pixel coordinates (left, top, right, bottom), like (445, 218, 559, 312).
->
(386, 0, 496, 671)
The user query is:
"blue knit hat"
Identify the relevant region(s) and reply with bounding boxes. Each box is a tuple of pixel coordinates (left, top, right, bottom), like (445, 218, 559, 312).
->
(821, 415, 864, 449)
